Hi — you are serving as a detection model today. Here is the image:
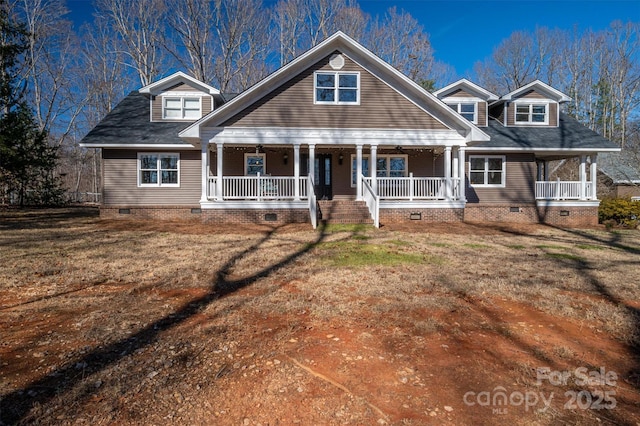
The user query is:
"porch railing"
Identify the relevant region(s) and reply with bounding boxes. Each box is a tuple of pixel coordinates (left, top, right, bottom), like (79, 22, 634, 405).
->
(535, 180, 595, 200)
(208, 174, 308, 201)
(363, 174, 461, 200)
(361, 175, 379, 227)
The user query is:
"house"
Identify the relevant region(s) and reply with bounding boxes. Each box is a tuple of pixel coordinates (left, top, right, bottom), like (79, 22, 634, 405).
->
(80, 32, 621, 228)
(598, 152, 640, 200)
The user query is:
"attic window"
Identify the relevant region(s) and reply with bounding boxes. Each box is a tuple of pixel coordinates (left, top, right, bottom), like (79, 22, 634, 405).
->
(314, 71, 359, 104)
(515, 103, 547, 124)
(163, 96, 201, 120)
(447, 102, 476, 123)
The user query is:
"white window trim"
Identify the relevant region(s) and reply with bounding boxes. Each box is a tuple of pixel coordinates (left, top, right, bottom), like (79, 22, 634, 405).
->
(468, 155, 506, 187)
(513, 100, 549, 125)
(446, 101, 477, 124)
(244, 153, 266, 176)
(350, 154, 408, 187)
(314, 71, 360, 105)
(162, 95, 202, 120)
(137, 153, 180, 187)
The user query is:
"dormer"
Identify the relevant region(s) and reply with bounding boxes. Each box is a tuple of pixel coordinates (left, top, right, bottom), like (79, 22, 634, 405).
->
(139, 71, 221, 122)
(433, 79, 498, 127)
(489, 80, 571, 127)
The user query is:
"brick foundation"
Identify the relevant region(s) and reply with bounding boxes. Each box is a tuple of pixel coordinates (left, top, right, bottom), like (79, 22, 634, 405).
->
(202, 209, 309, 225)
(379, 208, 464, 223)
(464, 204, 599, 227)
(101, 206, 202, 221)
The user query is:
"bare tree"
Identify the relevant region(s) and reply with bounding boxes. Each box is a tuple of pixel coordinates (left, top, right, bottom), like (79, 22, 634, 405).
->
(96, 0, 168, 87)
(212, 0, 273, 92)
(163, 0, 215, 83)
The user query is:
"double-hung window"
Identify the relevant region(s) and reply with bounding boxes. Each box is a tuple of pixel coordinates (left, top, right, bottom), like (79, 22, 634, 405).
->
(351, 155, 407, 186)
(314, 72, 359, 104)
(515, 103, 547, 124)
(447, 102, 477, 123)
(163, 96, 201, 120)
(138, 153, 179, 187)
(469, 155, 505, 187)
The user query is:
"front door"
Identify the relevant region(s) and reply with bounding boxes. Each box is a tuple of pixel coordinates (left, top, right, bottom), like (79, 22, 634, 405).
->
(303, 154, 332, 199)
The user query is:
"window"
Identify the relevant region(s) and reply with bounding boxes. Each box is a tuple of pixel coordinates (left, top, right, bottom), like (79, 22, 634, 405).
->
(163, 97, 201, 120)
(515, 103, 547, 124)
(447, 102, 477, 123)
(245, 153, 266, 175)
(469, 155, 505, 187)
(351, 155, 407, 186)
(314, 72, 359, 104)
(138, 153, 179, 187)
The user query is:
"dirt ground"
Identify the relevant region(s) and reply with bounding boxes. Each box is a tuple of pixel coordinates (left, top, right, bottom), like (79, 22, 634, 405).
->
(1, 208, 640, 425)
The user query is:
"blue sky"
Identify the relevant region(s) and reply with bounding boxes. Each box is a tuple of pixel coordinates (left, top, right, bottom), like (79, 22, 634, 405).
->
(67, 0, 639, 77)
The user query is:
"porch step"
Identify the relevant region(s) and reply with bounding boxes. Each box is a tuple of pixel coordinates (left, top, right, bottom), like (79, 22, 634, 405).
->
(317, 200, 374, 225)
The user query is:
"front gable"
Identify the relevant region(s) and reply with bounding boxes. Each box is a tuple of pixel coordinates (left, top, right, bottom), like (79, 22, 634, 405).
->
(434, 79, 498, 127)
(181, 32, 488, 144)
(491, 80, 571, 128)
(221, 52, 447, 130)
(139, 71, 220, 123)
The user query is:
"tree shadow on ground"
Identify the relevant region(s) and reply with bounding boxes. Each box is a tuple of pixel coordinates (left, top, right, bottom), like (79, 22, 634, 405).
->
(0, 217, 359, 424)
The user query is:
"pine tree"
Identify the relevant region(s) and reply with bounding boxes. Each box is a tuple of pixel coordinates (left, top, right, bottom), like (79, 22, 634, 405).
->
(0, 0, 63, 206)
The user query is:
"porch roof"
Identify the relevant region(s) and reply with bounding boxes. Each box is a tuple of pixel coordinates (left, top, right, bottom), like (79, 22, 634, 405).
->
(474, 113, 620, 154)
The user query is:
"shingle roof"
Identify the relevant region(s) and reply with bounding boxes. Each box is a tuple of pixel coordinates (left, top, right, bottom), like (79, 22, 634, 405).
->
(477, 113, 620, 150)
(79, 91, 194, 147)
(598, 152, 640, 184)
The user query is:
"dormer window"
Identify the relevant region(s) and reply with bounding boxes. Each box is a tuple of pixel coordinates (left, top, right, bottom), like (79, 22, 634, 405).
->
(447, 102, 476, 123)
(314, 71, 359, 104)
(163, 96, 201, 120)
(515, 103, 548, 124)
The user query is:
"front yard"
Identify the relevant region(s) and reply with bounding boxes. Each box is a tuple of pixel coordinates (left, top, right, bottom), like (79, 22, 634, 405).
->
(1, 208, 639, 425)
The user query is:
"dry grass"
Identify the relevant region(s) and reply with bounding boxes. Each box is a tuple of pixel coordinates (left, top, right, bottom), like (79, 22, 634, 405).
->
(1, 208, 640, 425)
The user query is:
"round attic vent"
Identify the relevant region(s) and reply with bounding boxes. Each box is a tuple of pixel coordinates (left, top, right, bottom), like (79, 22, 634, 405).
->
(329, 54, 345, 70)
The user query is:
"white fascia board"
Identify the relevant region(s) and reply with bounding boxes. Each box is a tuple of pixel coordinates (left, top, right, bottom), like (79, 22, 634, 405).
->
(139, 71, 220, 95)
(206, 127, 467, 147)
(500, 80, 571, 102)
(79, 143, 196, 149)
(465, 146, 622, 153)
(434, 78, 499, 101)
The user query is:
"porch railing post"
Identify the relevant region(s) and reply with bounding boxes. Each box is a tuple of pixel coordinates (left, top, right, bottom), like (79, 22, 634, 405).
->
(371, 145, 378, 195)
(256, 172, 261, 202)
(556, 177, 561, 200)
(409, 172, 414, 201)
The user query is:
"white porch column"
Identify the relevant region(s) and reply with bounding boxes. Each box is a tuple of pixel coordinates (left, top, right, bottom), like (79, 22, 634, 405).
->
(590, 153, 598, 200)
(370, 145, 378, 194)
(356, 144, 363, 200)
(294, 144, 301, 200)
(308, 144, 316, 179)
(444, 146, 452, 200)
(216, 143, 224, 201)
(452, 147, 459, 199)
(200, 142, 208, 202)
(579, 155, 587, 200)
(458, 147, 466, 202)
(536, 161, 543, 181)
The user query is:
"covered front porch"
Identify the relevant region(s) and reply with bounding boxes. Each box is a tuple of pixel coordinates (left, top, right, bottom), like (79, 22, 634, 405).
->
(534, 154, 599, 202)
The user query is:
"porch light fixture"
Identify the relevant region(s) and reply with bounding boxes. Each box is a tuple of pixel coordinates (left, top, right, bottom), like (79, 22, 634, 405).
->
(338, 153, 343, 165)
(256, 145, 263, 154)
(283, 152, 288, 165)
